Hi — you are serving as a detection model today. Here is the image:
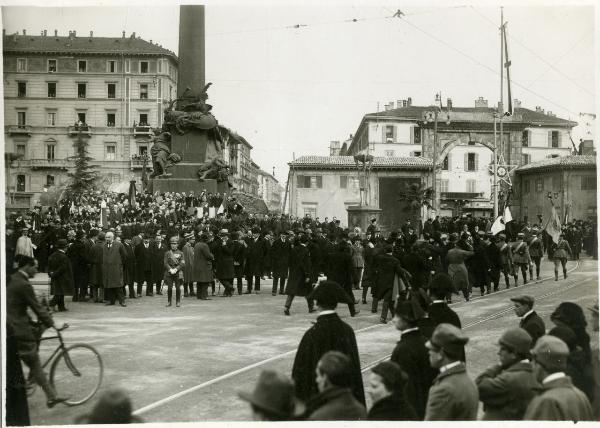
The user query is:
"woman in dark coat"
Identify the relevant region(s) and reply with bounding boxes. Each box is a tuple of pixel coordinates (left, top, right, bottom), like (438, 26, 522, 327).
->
(367, 361, 418, 421)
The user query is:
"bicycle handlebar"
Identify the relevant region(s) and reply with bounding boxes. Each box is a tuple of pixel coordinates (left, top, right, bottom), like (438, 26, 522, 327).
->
(55, 323, 69, 332)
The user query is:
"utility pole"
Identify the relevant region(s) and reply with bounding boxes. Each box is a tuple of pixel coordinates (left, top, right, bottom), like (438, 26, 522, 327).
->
(493, 114, 498, 218)
(498, 7, 505, 212)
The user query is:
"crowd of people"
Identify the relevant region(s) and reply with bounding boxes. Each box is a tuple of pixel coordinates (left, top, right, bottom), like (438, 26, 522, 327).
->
(5, 189, 600, 423)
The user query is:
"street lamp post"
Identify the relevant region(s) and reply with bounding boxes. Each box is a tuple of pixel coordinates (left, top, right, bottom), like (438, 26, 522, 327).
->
(424, 93, 451, 214)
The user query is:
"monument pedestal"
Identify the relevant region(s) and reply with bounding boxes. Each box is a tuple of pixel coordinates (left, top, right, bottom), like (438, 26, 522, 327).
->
(147, 178, 228, 194)
(347, 205, 382, 234)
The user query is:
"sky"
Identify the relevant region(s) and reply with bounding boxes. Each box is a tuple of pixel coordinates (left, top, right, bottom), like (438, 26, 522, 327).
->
(2, 1, 597, 185)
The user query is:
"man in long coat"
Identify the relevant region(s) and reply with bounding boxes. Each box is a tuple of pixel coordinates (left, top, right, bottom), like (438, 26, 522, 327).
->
(232, 232, 247, 295)
(121, 234, 136, 299)
(150, 233, 167, 295)
(244, 227, 266, 293)
(88, 232, 105, 302)
(284, 234, 314, 315)
(326, 241, 359, 317)
(182, 233, 195, 297)
(102, 231, 127, 307)
(373, 244, 407, 323)
(391, 301, 439, 420)
(292, 280, 365, 406)
(47, 239, 74, 311)
(193, 233, 215, 300)
(134, 234, 152, 297)
(67, 230, 89, 302)
(215, 229, 235, 297)
(270, 232, 290, 295)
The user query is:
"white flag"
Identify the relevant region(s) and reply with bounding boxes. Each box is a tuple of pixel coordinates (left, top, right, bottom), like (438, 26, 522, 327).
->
(503, 206, 513, 223)
(217, 204, 225, 215)
(490, 215, 505, 235)
(209, 207, 216, 218)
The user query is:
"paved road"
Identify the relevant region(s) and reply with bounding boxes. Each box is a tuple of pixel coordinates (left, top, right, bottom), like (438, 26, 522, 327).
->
(26, 257, 598, 424)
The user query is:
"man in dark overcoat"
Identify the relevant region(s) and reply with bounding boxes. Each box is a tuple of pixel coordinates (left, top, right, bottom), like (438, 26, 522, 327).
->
(150, 233, 167, 295)
(270, 232, 290, 295)
(292, 280, 365, 406)
(88, 232, 105, 302)
(193, 233, 215, 300)
(215, 229, 235, 297)
(391, 301, 439, 420)
(472, 231, 491, 295)
(102, 231, 127, 307)
(232, 231, 247, 295)
(428, 273, 462, 329)
(373, 244, 408, 323)
(121, 234, 137, 299)
(134, 234, 152, 296)
(326, 241, 359, 317)
(47, 239, 74, 311)
(284, 234, 314, 315)
(67, 230, 89, 302)
(244, 227, 266, 293)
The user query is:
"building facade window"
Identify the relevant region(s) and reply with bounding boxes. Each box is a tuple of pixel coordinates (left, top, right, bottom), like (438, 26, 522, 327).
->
(411, 151, 422, 157)
(17, 111, 26, 127)
(522, 130, 529, 147)
(46, 175, 55, 186)
(125, 59, 130, 73)
(139, 113, 148, 126)
(105, 145, 116, 160)
(340, 176, 348, 188)
(296, 175, 322, 188)
(78, 60, 87, 72)
(140, 61, 149, 74)
(107, 83, 116, 99)
(47, 59, 57, 72)
(16, 144, 26, 158)
(78, 83, 86, 98)
(466, 153, 477, 171)
(17, 58, 27, 72)
(138, 145, 148, 156)
(523, 179, 530, 194)
(466, 179, 476, 193)
(107, 113, 116, 127)
(157, 60, 163, 73)
(16, 175, 26, 192)
(535, 178, 543, 192)
(47, 82, 56, 98)
(549, 130, 560, 148)
(442, 156, 449, 170)
(139, 84, 148, 99)
(441, 179, 449, 193)
(581, 176, 597, 190)
(107, 60, 116, 73)
(46, 112, 56, 126)
(413, 126, 421, 144)
(385, 125, 394, 142)
(587, 206, 597, 218)
(302, 204, 317, 218)
(552, 175, 561, 189)
(521, 153, 530, 165)
(17, 82, 26, 97)
(47, 145, 55, 160)
(77, 112, 86, 124)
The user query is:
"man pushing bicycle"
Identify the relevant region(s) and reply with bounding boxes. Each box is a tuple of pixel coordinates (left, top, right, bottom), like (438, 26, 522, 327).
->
(7, 255, 68, 408)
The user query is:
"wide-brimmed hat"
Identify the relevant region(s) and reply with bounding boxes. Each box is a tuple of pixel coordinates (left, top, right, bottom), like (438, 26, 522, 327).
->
(238, 370, 303, 419)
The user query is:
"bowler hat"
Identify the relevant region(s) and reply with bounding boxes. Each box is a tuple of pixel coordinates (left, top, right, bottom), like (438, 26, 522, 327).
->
(429, 272, 454, 296)
(394, 300, 421, 323)
(238, 370, 302, 419)
(56, 239, 68, 249)
(309, 280, 351, 306)
(498, 328, 532, 355)
(74, 388, 142, 424)
(531, 335, 569, 371)
(510, 295, 535, 307)
(426, 323, 469, 357)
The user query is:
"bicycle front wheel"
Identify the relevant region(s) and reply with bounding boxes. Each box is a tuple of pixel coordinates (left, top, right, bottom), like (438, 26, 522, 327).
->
(49, 344, 103, 406)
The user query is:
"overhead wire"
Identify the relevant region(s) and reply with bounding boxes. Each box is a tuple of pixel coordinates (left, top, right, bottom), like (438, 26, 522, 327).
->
(381, 6, 582, 118)
(469, 6, 594, 97)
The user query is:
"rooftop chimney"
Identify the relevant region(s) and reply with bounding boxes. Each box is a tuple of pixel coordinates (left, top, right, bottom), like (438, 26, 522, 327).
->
(384, 103, 392, 111)
(475, 96, 488, 108)
(22, 29, 26, 35)
(90, 31, 93, 37)
(397, 99, 403, 109)
(407, 97, 412, 106)
(447, 98, 452, 109)
(43, 30, 47, 36)
(73, 30, 76, 37)
(149, 39, 152, 44)
(122, 31, 126, 38)
(54, 30, 58, 37)
(131, 32, 136, 38)
(547, 111, 554, 117)
(535, 106, 544, 113)
(513, 99, 521, 108)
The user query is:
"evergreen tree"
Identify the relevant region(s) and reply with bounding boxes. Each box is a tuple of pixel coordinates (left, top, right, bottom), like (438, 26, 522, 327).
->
(66, 130, 99, 201)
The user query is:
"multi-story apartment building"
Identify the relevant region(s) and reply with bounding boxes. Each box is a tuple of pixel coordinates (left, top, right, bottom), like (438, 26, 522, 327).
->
(346, 97, 576, 217)
(257, 169, 283, 213)
(3, 30, 178, 208)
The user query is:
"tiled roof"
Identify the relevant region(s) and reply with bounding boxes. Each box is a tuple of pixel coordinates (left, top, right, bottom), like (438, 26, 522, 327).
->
(3, 34, 177, 61)
(289, 155, 432, 169)
(364, 106, 576, 126)
(516, 155, 596, 173)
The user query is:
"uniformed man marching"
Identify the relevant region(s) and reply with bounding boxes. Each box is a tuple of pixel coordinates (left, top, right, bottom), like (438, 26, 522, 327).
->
(164, 236, 185, 307)
(511, 233, 531, 285)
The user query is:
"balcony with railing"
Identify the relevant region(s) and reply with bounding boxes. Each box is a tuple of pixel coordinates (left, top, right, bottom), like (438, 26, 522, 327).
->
(130, 154, 153, 170)
(133, 125, 153, 136)
(68, 125, 92, 136)
(13, 158, 72, 170)
(8, 125, 33, 136)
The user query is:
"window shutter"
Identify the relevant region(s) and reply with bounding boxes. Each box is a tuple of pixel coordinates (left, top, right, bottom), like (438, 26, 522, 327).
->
(392, 125, 397, 142)
(316, 176, 323, 188)
(475, 153, 479, 171)
(557, 131, 562, 148)
(296, 175, 304, 187)
(447, 153, 452, 171)
(464, 153, 468, 171)
(409, 126, 414, 144)
(548, 131, 552, 147)
(381, 126, 385, 143)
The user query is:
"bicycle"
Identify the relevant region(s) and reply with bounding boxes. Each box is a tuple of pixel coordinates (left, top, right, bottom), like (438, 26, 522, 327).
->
(26, 323, 104, 406)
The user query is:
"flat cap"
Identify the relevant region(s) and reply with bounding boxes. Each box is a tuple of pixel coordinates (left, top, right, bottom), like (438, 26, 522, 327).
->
(510, 295, 535, 307)
(498, 328, 532, 355)
(426, 323, 469, 356)
(531, 335, 569, 371)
